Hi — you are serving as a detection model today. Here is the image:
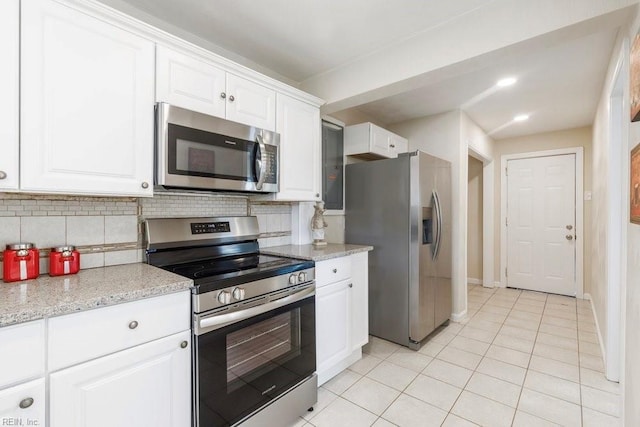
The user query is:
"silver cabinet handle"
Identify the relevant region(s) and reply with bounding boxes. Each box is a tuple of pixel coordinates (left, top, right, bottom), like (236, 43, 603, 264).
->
(315, 193, 320, 197)
(180, 341, 188, 349)
(566, 235, 574, 241)
(332, 268, 337, 273)
(19, 398, 34, 409)
(390, 144, 395, 148)
(0, 171, 7, 180)
(229, 95, 235, 102)
(128, 320, 139, 329)
(566, 225, 573, 230)
(141, 182, 149, 189)
(220, 92, 226, 99)
(348, 283, 353, 288)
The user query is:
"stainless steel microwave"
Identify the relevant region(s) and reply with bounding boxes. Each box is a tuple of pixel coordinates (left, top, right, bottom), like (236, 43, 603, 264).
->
(155, 103, 279, 193)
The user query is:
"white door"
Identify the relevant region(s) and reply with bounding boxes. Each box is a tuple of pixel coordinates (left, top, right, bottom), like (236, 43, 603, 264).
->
(50, 331, 191, 427)
(21, 0, 155, 197)
(506, 154, 576, 295)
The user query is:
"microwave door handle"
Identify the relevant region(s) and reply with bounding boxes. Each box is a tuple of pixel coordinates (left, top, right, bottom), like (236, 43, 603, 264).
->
(255, 134, 267, 190)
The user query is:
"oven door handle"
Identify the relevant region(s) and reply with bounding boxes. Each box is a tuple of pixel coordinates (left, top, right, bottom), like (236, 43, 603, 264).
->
(195, 285, 315, 335)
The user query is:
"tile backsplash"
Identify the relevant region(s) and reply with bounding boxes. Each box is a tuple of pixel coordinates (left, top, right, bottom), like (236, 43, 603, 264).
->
(0, 192, 294, 279)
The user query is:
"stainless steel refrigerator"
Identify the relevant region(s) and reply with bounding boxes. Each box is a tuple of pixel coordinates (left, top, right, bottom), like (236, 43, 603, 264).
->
(345, 150, 452, 349)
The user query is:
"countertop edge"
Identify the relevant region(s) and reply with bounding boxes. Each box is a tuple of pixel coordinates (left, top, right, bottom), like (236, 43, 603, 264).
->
(0, 265, 193, 328)
(261, 244, 373, 262)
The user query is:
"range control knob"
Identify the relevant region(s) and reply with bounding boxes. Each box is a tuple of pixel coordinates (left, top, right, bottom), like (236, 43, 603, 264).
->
(289, 274, 297, 285)
(298, 272, 307, 283)
(232, 287, 246, 300)
(217, 290, 231, 305)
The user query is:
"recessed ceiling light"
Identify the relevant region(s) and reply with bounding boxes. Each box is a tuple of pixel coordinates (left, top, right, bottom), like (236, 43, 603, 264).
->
(496, 77, 517, 87)
(513, 114, 529, 122)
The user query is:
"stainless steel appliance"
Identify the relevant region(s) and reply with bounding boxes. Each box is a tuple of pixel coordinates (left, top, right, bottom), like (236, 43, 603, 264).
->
(145, 217, 316, 427)
(345, 151, 452, 349)
(156, 103, 279, 193)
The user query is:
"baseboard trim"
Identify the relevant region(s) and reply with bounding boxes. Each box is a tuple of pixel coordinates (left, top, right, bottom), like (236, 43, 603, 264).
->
(451, 309, 468, 323)
(583, 293, 607, 365)
(467, 278, 483, 285)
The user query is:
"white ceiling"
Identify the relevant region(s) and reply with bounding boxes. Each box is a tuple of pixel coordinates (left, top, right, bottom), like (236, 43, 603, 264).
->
(101, 0, 632, 140)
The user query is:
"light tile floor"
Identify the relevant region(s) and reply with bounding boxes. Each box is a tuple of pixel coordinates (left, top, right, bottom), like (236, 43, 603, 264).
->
(290, 285, 621, 426)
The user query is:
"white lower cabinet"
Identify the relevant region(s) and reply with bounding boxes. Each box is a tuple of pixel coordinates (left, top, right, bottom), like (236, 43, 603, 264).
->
(50, 330, 191, 427)
(0, 378, 46, 426)
(316, 279, 352, 377)
(315, 253, 369, 385)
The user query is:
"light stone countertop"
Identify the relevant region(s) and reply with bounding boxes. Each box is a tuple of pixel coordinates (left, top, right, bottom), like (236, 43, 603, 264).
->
(0, 263, 193, 327)
(261, 243, 373, 262)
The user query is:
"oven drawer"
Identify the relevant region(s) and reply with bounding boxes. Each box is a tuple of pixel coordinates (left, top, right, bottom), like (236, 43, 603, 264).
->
(315, 257, 352, 287)
(48, 291, 190, 372)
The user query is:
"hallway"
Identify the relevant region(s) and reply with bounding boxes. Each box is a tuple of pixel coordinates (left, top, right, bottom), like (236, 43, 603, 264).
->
(293, 285, 620, 426)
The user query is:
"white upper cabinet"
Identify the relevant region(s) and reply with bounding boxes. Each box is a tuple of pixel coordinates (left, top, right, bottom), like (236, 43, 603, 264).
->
(156, 45, 226, 118)
(345, 122, 408, 159)
(20, 0, 155, 197)
(0, 0, 19, 190)
(275, 94, 321, 201)
(226, 74, 276, 131)
(156, 45, 276, 131)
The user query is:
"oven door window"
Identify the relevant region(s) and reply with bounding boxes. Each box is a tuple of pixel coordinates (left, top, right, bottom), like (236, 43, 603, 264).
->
(168, 123, 257, 182)
(195, 296, 315, 427)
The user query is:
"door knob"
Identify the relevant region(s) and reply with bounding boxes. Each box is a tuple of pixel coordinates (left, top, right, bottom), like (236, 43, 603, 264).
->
(566, 225, 573, 230)
(566, 235, 574, 241)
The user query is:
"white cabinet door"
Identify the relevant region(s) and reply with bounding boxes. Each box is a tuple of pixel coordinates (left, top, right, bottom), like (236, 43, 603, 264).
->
(316, 279, 351, 375)
(0, 0, 19, 190)
(350, 252, 369, 350)
(156, 45, 226, 118)
(389, 133, 408, 158)
(50, 330, 191, 427)
(275, 94, 321, 201)
(0, 378, 45, 427)
(21, 0, 155, 197)
(370, 124, 390, 158)
(226, 74, 276, 131)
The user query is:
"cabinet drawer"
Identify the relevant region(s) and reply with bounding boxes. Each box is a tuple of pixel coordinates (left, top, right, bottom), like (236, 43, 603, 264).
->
(48, 291, 190, 371)
(0, 378, 45, 424)
(316, 257, 351, 287)
(0, 320, 45, 388)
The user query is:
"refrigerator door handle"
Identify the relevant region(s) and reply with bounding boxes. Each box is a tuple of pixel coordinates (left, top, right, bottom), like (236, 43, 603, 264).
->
(432, 190, 442, 260)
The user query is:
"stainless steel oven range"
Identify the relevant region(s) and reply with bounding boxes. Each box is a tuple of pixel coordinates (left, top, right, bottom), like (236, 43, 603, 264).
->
(145, 217, 317, 427)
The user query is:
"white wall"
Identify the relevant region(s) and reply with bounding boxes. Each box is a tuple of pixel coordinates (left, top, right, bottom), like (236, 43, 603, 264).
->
(390, 111, 467, 318)
(592, 7, 640, 423)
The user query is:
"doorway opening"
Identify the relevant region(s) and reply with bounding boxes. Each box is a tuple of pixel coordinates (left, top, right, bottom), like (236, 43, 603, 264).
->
(467, 156, 484, 287)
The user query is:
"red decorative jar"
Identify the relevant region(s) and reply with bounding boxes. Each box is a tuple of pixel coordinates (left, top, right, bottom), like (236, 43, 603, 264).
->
(3, 243, 40, 282)
(49, 246, 80, 276)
